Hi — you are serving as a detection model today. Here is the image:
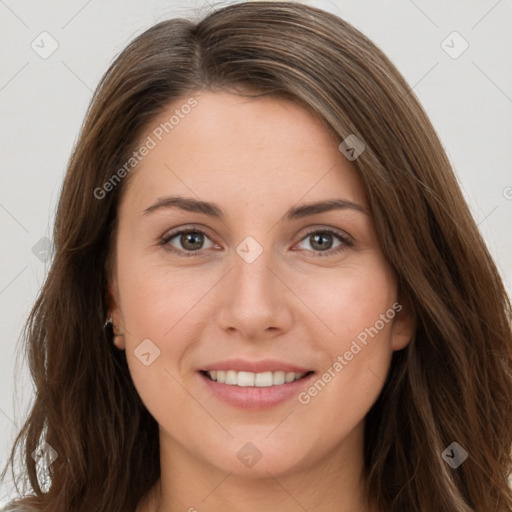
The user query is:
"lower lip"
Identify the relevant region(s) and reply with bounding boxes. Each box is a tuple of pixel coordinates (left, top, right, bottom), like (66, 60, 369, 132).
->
(199, 371, 315, 409)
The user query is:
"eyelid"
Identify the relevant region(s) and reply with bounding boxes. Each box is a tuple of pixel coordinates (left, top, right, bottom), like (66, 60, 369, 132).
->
(297, 225, 354, 244)
(161, 223, 218, 243)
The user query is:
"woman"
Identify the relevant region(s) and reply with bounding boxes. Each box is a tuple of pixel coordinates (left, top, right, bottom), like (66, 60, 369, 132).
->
(2, 2, 511, 511)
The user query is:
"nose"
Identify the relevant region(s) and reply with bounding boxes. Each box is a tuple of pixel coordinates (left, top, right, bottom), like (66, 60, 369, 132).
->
(216, 245, 294, 341)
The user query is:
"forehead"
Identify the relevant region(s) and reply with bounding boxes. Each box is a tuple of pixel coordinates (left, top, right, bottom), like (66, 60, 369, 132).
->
(120, 91, 366, 215)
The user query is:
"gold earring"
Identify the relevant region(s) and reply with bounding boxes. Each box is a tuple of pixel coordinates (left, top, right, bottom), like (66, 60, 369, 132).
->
(113, 324, 125, 337)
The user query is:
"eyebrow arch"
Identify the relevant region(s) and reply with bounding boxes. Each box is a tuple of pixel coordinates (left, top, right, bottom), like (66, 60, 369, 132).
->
(142, 196, 370, 220)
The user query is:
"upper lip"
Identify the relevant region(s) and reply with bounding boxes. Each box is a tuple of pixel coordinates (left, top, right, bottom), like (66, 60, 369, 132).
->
(200, 358, 313, 374)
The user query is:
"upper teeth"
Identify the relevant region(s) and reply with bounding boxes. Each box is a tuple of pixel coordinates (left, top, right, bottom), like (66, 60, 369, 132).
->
(207, 370, 304, 387)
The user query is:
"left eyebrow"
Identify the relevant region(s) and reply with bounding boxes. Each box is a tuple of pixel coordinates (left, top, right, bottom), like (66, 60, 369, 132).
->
(142, 196, 370, 219)
(282, 198, 370, 220)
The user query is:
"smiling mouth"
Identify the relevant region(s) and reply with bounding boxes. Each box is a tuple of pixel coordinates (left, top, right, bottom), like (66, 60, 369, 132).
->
(200, 370, 315, 387)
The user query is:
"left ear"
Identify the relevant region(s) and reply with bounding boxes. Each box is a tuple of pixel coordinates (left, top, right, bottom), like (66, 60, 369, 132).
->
(390, 294, 416, 351)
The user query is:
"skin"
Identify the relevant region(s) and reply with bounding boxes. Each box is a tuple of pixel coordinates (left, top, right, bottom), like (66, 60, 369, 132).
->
(108, 91, 415, 512)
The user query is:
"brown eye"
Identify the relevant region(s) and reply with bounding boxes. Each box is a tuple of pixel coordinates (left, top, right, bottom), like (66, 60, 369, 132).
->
(161, 229, 215, 256)
(308, 232, 335, 251)
(295, 229, 353, 257)
(178, 231, 205, 251)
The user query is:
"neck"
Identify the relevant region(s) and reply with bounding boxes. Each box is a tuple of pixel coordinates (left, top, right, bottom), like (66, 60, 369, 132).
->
(145, 422, 377, 512)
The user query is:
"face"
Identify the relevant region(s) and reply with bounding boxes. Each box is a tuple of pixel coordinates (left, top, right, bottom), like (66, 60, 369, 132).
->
(108, 91, 414, 479)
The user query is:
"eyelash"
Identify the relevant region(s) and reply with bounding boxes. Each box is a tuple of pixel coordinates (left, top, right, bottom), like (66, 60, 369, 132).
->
(159, 226, 354, 258)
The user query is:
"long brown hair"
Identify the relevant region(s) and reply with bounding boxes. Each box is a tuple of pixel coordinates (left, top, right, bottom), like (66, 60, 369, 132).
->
(2, 2, 512, 511)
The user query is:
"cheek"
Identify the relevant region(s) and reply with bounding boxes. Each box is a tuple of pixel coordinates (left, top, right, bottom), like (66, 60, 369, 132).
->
(294, 258, 397, 414)
(117, 247, 207, 339)
(295, 256, 396, 344)
(114, 256, 191, 405)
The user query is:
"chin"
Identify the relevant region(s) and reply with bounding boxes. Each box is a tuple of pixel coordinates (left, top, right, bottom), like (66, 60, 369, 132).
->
(199, 435, 311, 478)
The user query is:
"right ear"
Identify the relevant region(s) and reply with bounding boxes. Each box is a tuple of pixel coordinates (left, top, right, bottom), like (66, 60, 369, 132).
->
(107, 276, 126, 350)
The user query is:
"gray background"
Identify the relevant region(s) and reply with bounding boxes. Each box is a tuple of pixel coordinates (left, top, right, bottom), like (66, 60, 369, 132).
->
(1, 0, 511, 503)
